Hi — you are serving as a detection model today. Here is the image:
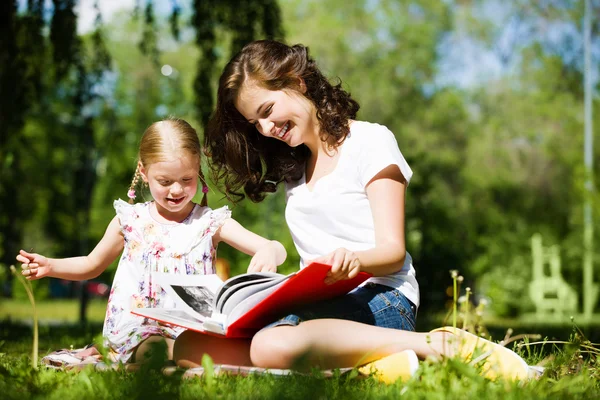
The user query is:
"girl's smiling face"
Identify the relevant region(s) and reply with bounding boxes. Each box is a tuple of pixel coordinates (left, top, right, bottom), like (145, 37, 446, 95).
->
(235, 81, 319, 149)
(140, 153, 199, 221)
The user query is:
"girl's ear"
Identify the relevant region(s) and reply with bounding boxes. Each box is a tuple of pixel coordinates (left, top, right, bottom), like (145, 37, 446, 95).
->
(138, 161, 149, 183)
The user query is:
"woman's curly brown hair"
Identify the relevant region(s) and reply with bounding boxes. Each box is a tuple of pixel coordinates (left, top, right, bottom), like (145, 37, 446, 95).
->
(204, 40, 360, 203)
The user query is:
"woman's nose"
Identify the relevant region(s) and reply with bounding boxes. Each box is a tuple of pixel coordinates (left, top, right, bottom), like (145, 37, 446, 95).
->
(258, 119, 274, 136)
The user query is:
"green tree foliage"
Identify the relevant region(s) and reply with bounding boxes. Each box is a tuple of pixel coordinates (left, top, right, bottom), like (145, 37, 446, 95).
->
(0, 0, 285, 301)
(1, 0, 598, 320)
(0, 1, 33, 279)
(0, 0, 113, 304)
(190, 0, 284, 126)
(280, 0, 599, 314)
(452, 0, 600, 316)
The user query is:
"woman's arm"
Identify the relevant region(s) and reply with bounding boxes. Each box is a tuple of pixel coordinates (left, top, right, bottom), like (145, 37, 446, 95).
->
(320, 164, 408, 284)
(17, 216, 125, 281)
(214, 218, 287, 273)
(359, 164, 408, 273)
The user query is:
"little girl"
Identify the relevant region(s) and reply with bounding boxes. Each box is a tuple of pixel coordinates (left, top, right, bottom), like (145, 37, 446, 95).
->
(16, 117, 286, 364)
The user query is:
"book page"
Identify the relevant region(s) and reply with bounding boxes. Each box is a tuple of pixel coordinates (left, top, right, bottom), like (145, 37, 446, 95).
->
(152, 272, 224, 321)
(221, 275, 290, 316)
(225, 279, 289, 326)
(214, 272, 284, 312)
(217, 275, 286, 314)
(133, 308, 208, 332)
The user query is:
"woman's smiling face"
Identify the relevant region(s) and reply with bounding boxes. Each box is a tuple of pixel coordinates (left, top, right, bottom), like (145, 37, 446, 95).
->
(235, 81, 317, 148)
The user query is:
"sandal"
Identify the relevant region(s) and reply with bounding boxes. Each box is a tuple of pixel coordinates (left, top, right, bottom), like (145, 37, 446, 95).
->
(42, 344, 102, 370)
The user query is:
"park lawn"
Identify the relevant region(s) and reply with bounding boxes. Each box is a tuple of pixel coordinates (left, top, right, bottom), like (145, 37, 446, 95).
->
(0, 325, 599, 399)
(1, 301, 599, 399)
(1, 334, 599, 400)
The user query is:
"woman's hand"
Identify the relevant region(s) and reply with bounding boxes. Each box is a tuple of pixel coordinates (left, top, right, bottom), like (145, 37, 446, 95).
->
(313, 248, 362, 285)
(16, 249, 52, 280)
(247, 241, 286, 273)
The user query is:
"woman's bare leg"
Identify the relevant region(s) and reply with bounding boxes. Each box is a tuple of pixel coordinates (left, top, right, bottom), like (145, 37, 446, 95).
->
(173, 330, 252, 368)
(172, 321, 526, 381)
(250, 319, 451, 370)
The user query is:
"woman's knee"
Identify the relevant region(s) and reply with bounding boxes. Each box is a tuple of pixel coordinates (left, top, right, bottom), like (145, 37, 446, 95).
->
(250, 326, 311, 369)
(173, 330, 202, 366)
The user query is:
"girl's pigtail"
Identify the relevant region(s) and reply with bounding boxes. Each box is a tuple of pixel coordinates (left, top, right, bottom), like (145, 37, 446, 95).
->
(198, 168, 209, 207)
(128, 163, 141, 204)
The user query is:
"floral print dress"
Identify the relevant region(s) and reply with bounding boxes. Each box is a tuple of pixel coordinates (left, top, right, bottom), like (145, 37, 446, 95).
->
(103, 199, 231, 363)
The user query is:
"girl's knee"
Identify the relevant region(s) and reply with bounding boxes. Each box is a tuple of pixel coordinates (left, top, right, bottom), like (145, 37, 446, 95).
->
(132, 335, 173, 363)
(250, 327, 310, 369)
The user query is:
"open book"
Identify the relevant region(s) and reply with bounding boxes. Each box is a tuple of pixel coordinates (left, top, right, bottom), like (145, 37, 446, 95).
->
(132, 262, 371, 338)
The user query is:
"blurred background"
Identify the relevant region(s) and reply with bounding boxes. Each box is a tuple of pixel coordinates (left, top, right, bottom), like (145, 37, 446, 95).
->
(1, 0, 599, 331)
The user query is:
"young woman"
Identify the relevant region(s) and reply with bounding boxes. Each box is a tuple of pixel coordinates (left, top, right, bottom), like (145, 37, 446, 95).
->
(174, 41, 530, 382)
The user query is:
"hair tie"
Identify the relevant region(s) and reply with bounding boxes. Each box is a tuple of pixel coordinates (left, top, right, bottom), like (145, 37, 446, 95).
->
(202, 185, 209, 194)
(127, 189, 136, 200)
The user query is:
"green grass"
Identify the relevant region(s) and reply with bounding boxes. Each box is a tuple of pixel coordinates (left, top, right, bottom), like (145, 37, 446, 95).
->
(1, 318, 599, 399)
(1, 300, 599, 399)
(1, 332, 599, 400)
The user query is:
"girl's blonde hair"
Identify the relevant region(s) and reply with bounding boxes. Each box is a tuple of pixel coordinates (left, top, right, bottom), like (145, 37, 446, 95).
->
(128, 118, 209, 206)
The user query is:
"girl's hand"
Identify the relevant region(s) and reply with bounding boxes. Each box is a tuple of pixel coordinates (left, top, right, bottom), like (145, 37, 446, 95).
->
(16, 249, 52, 280)
(247, 241, 285, 273)
(313, 248, 362, 285)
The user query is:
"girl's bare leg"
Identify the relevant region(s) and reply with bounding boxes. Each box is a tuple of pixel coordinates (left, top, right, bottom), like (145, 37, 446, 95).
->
(173, 330, 252, 368)
(131, 336, 175, 362)
(250, 319, 450, 370)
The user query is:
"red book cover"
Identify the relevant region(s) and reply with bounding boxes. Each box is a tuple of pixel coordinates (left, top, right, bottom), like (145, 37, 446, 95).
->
(132, 262, 371, 338)
(226, 262, 371, 337)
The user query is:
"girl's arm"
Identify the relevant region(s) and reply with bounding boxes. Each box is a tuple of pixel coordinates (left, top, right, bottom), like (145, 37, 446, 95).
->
(319, 164, 408, 284)
(213, 218, 287, 273)
(17, 216, 125, 281)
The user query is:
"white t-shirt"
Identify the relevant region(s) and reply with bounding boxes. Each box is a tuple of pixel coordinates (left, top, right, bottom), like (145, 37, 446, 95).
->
(284, 121, 420, 307)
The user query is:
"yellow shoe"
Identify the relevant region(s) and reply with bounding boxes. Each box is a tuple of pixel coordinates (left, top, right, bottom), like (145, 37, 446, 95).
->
(358, 349, 419, 384)
(431, 326, 529, 381)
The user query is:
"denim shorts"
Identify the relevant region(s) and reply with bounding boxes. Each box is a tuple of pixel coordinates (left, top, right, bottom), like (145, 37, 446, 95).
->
(263, 282, 417, 331)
